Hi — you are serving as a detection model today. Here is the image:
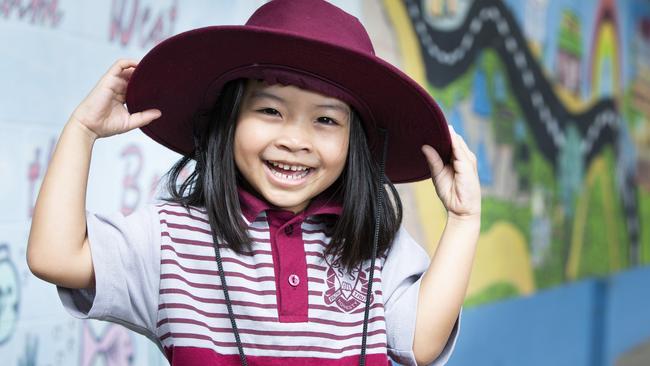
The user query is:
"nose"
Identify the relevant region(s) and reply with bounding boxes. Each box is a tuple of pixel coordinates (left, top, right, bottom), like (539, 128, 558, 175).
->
(274, 120, 312, 153)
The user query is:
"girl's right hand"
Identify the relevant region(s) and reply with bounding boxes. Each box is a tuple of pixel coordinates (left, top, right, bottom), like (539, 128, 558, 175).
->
(70, 59, 161, 140)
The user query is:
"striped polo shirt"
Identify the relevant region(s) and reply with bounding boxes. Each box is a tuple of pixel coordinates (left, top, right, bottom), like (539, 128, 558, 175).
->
(58, 190, 459, 365)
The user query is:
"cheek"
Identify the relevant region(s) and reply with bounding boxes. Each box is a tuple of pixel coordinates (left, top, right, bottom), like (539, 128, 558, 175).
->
(232, 128, 246, 168)
(322, 134, 350, 171)
(234, 120, 265, 163)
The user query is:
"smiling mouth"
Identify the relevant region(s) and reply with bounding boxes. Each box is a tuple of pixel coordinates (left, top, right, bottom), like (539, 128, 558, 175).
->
(265, 160, 313, 180)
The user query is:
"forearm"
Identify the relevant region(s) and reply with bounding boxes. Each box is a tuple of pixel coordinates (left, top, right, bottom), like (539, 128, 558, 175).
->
(27, 118, 96, 284)
(413, 214, 480, 365)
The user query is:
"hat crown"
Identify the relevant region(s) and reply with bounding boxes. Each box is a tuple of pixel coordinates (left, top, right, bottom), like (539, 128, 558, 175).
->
(245, 0, 375, 55)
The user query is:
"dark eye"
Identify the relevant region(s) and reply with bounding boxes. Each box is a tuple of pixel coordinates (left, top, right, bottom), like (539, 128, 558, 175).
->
(317, 117, 337, 125)
(258, 108, 280, 116)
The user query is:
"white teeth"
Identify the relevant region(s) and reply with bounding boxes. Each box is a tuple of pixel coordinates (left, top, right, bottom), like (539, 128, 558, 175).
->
(270, 169, 309, 180)
(269, 161, 309, 171)
(266, 160, 311, 184)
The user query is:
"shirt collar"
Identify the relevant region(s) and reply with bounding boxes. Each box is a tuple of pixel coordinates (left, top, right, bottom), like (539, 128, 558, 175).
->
(238, 186, 343, 222)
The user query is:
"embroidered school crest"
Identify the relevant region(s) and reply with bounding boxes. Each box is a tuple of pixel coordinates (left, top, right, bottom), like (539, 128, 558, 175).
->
(323, 257, 374, 312)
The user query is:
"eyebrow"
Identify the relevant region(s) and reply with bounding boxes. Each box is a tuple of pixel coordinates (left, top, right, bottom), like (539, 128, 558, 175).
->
(250, 90, 285, 103)
(315, 102, 350, 114)
(250, 90, 350, 114)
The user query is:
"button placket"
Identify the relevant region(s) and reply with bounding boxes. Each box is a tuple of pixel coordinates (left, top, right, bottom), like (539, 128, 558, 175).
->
(284, 223, 298, 288)
(269, 215, 308, 321)
(284, 224, 293, 236)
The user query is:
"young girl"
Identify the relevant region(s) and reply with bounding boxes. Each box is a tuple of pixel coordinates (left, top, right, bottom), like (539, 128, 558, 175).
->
(27, 1, 481, 365)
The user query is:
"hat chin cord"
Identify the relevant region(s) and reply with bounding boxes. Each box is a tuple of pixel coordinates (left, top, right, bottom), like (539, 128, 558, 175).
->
(212, 130, 389, 366)
(211, 231, 248, 365)
(360, 128, 388, 366)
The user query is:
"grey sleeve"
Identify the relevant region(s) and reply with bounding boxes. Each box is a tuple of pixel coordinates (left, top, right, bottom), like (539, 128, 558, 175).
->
(383, 227, 460, 366)
(56, 205, 161, 341)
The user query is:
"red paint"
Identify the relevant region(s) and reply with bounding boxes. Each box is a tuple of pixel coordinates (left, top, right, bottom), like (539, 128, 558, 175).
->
(0, 0, 63, 27)
(109, 0, 177, 49)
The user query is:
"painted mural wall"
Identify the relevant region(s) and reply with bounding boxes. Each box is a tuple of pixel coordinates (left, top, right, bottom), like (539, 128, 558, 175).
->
(383, 0, 650, 308)
(1, 0, 649, 365)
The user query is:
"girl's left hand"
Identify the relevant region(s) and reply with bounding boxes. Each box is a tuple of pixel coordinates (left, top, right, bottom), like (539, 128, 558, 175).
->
(421, 125, 481, 221)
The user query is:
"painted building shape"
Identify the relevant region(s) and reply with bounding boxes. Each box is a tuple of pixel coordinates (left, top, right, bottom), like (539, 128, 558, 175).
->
(459, 100, 523, 202)
(556, 10, 583, 96)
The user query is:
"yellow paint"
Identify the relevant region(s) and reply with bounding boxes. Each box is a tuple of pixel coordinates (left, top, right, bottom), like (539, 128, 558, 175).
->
(382, 0, 427, 83)
(591, 22, 621, 99)
(528, 41, 542, 59)
(566, 157, 620, 279)
(466, 222, 536, 297)
(412, 180, 448, 255)
(554, 85, 595, 112)
(567, 180, 589, 279)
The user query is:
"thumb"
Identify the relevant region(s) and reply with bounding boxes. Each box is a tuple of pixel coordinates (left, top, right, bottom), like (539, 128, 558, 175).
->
(421, 144, 444, 178)
(127, 109, 161, 130)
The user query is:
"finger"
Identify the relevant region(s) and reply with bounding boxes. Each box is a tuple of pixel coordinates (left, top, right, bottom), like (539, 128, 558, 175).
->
(446, 126, 479, 176)
(118, 67, 136, 81)
(448, 125, 473, 163)
(107, 78, 128, 101)
(452, 129, 478, 168)
(421, 144, 445, 178)
(452, 126, 473, 156)
(109, 58, 139, 76)
(448, 125, 466, 160)
(127, 109, 161, 129)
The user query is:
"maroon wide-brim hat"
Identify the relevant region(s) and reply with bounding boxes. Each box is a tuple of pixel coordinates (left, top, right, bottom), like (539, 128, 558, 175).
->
(126, 0, 451, 183)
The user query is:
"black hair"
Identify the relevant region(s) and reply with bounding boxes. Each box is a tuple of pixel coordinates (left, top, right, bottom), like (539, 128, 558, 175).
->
(163, 78, 403, 272)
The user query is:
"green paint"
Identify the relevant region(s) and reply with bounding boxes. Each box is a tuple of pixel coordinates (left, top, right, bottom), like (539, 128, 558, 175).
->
(480, 197, 531, 245)
(463, 282, 520, 308)
(426, 64, 474, 111)
(640, 189, 650, 264)
(577, 148, 629, 278)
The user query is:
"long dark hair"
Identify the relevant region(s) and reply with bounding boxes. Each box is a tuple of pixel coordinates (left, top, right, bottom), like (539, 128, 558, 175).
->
(164, 79, 403, 272)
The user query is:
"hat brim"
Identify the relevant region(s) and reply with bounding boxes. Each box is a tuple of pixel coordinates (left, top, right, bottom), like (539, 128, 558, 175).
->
(126, 25, 451, 183)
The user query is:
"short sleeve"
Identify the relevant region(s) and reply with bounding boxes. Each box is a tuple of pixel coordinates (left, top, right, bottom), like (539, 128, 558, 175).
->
(383, 227, 461, 366)
(56, 205, 161, 342)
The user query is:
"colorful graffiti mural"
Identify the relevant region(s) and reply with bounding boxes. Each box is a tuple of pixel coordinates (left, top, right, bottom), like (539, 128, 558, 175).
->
(383, 0, 650, 307)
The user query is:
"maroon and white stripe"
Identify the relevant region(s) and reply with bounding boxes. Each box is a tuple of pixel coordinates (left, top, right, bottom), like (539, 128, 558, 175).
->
(155, 203, 388, 359)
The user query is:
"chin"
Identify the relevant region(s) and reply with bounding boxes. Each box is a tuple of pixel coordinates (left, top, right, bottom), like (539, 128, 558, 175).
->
(265, 192, 310, 213)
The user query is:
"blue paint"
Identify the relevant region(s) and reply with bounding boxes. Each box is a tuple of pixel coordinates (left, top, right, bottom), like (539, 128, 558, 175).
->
(398, 266, 650, 366)
(513, 119, 526, 142)
(472, 66, 492, 117)
(604, 266, 650, 365)
(448, 281, 600, 366)
(477, 140, 493, 185)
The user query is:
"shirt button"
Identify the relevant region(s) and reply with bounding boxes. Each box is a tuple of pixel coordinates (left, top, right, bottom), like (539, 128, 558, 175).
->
(288, 274, 300, 287)
(284, 224, 293, 236)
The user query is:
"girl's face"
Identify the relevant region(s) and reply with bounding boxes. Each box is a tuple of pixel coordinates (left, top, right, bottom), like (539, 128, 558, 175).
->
(234, 80, 350, 213)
